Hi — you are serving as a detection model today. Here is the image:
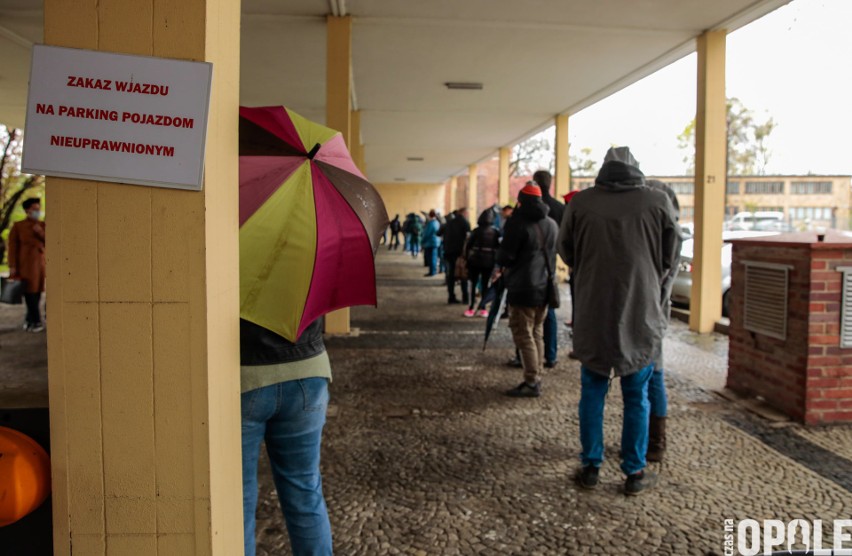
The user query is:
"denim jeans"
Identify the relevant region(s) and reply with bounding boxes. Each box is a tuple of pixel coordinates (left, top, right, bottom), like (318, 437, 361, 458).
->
(403, 233, 411, 252)
(543, 306, 557, 364)
(648, 369, 668, 418)
(242, 378, 332, 556)
(579, 364, 653, 476)
(424, 246, 438, 275)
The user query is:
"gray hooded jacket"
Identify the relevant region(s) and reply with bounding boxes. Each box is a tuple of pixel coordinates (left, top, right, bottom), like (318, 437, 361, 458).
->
(557, 147, 680, 377)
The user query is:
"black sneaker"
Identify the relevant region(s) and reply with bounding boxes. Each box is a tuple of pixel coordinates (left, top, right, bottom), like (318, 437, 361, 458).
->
(505, 357, 523, 368)
(448, 297, 461, 304)
(624, 470, 658, 496)
(575, 466, 600, 490)
(505, 381, 541, 398)
(568, 351, 580, 360)
(544, 360, 558, 368)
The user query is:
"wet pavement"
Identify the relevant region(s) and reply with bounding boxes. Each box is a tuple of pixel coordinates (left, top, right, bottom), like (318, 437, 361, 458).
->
(3, 251, 851, 555)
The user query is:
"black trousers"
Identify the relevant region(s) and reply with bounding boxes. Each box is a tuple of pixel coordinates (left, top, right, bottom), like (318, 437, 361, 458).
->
(24, 292, 42, 325)
(444, 255, 468, 302)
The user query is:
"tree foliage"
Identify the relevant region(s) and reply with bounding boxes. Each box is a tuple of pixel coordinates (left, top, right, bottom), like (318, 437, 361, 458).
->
(1, 127, 43, 265)
(678, 97, 776, 175)
(510, 132, 554, 177)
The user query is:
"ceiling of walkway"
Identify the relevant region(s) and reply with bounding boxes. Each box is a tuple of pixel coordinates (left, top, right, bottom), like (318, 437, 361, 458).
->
(1, 0, 790, 183)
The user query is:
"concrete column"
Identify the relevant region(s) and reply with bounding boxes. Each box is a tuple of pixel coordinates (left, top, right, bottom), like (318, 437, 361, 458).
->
(325, 15, 352, 334)
(689, 30, 727, 333)
(445, 177, 457, 214)
(351, 109, 365, 175)
(467, 164, 478, 216)
(43, 0, 242, 554)
(554, 114, 570, 197)
(498, 147, 510, 206)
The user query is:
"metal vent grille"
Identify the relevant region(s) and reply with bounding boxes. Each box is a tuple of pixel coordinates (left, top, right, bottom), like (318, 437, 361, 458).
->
(743, 261, 790, 340)
(841, 267, 852, 348)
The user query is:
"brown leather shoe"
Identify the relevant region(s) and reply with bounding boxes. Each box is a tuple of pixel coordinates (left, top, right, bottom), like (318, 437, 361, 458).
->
(646, 416, 667, 463)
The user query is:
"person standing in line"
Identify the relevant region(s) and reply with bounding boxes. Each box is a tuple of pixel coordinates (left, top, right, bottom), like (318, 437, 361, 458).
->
(463, 209, 500, 317)
(421, 209, 442, 276)
(388, 215, 401, 250)
(409, 213, 423, 258)
(558, 147, 679, 496)
(240, 318, 333, 556)
(532, 171, 565, 368)
(7, 198, 46, 332)
(496, 183, 558, 398)
(644, 179, 683, 463)
(440, 208, 471, 304)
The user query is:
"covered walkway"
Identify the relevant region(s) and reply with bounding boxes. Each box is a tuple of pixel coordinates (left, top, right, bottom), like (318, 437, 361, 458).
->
(245, 249, 852, 555)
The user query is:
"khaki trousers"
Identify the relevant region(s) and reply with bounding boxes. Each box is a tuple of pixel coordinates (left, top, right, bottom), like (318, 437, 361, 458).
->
(508, 305, 548, 384)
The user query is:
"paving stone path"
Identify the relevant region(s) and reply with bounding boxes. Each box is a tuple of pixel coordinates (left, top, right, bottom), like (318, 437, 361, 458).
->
(253, 250, 852, 555)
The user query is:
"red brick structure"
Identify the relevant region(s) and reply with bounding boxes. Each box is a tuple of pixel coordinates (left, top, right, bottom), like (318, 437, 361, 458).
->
(727, 231, 852, 424)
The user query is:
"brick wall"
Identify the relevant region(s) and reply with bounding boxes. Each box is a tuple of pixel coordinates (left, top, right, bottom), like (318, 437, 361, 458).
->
(727, 237, 852, 424)
(804, 248, 852, 424)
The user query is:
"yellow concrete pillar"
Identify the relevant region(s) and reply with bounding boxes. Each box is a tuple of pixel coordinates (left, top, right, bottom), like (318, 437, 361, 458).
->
(447, 177, 458, 214)
(689, 30, 727, 333)
(325, 15, 352, 334)
(467, 164, 478, 217)
(351, 109, 365, 175)
(554, 114, 570, 197)
(43, 0, 242, 554)
(498, 147, 511, 206)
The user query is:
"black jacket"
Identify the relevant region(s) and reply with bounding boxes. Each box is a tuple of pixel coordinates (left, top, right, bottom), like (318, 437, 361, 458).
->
(496, 199, 558, 307)
(542, 191, 565, 226)
(441, 214, 471, 258)
(240, 317, 325, 366)
(465, 210, 501, 270)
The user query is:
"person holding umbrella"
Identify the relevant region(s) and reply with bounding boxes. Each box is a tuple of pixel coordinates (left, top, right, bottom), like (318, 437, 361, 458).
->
(238, 105, 389, 556)
(496, 183, 558, 398)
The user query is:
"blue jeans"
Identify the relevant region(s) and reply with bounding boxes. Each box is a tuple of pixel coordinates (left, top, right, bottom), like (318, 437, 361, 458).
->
(648, 369, 667, 418)
(579, 364, 654, 476)
(543, 306, 557, 364)
(403, 233, 411, 252)
(424, 246, 438, 275)
(410, 239, 420, 257)
(242, 378, 332, 556)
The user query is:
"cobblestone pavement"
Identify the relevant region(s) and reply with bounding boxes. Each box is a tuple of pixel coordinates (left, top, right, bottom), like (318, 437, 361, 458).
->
(254, 250, 852, 556)
(2, 253, 851, 555)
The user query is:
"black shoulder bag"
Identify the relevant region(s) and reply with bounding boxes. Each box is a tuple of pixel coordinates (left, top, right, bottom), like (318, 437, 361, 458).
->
(533, 223, 560, 309)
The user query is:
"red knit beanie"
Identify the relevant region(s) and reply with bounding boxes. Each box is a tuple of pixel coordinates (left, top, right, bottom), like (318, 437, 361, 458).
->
(519, 182, 542, 197)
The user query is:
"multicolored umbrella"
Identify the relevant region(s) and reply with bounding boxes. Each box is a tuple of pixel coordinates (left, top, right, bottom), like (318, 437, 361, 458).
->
(239, 106, 388, 342)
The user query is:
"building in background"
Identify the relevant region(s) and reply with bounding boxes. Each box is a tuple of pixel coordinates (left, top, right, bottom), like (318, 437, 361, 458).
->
(571, 175, 852, 230)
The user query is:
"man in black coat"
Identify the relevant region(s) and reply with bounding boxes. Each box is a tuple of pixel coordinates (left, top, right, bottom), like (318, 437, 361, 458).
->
(439, 208, 471, 304)
(496, 184, 558, 397)
(533, 170, 565, 369)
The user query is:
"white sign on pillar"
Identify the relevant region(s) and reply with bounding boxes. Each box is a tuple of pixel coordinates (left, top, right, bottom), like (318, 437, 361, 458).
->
(22, 44, 213, 191)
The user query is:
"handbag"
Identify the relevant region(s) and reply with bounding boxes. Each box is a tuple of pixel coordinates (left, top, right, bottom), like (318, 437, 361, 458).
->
(533, 223, 560, 309)
(454, 256, 468, 282)
(0, 278, 25, 305)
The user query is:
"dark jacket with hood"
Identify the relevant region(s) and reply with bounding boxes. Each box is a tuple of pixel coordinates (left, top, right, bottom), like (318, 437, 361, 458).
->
(440, 212, 471, 258)
(465, 209, 501, 270)
(240, 317, 325, 366)
(557, 147, 680, 377)
(496, 193, 558, 307)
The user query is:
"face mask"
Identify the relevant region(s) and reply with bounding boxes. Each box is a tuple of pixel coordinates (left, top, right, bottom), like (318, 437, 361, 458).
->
(28, 210, 42, 220)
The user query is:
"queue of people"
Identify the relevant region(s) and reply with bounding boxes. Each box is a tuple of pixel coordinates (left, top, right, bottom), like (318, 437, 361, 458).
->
(388, 148, 681, 499)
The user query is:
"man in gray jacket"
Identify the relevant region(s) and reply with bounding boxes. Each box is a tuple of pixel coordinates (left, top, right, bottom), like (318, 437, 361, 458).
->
(557, 147, 679, 495)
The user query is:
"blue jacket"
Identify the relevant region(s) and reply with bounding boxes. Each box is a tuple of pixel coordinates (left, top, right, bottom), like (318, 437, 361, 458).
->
(421, 219, 441, 248)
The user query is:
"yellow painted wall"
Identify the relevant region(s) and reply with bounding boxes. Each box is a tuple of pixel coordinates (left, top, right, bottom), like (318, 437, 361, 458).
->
(375, 182, 446, 220)
(44, 0, 242, 554)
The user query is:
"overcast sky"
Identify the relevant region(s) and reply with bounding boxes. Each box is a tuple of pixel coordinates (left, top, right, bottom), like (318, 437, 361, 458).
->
(568, 0, 851, 177)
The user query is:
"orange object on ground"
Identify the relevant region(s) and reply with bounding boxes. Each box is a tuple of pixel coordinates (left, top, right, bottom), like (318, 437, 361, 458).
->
(0, 426, 51, 527)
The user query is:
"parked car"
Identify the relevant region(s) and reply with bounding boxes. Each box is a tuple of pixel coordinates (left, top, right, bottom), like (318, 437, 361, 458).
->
(670, 231, 779, 317)
(724, 211, 792, 232)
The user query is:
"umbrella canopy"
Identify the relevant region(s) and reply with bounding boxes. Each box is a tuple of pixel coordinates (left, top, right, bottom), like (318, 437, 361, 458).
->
(239, 106, 389, 342)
